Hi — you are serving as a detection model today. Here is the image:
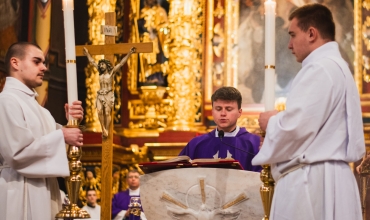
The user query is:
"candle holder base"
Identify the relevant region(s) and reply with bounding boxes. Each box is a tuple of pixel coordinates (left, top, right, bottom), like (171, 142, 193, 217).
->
(55, 204, 90, 219)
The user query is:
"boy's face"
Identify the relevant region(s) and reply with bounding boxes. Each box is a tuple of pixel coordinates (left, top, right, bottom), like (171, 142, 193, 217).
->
(11, 45, 46, 89)
(127, 172, 140, 189)
(288, 17, 311, 63)
(86, 190, 97, 206)
(212, 99, 242, 132)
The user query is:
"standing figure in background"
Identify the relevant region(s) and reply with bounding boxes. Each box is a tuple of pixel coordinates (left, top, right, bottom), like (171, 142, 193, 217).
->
(80, 168, 101, 204)
(0, 42, 84, 219)
(83, 47, 135, 137)
(253, 4, 364, 220)
(112, 170, 147, 220)
(112, 166, 121, 197)
(138, 0, 169, 86)
(82, 189, 101, 220)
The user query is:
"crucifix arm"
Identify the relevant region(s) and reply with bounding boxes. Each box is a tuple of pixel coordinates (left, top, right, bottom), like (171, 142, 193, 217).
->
(111, 47, 136, 75)
(83, 47, 99, 70)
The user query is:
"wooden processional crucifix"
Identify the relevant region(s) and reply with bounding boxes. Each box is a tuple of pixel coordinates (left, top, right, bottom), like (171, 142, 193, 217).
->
(75, 12, 152, 220)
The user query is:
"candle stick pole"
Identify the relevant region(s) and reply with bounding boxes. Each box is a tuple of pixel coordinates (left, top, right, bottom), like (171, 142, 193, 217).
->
(56, 0, 90, 218)
(260, 1, 276, 220)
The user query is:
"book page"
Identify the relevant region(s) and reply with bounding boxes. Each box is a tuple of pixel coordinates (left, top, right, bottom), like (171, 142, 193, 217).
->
(191, 158, 236, 163)
(156, 155, 191, 163)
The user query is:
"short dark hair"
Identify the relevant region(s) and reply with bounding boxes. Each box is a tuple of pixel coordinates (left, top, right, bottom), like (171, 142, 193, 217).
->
(126, 169, 140, 179)
(5, 42, 41, 76)
(289, 3, 335, 41)
(211, 87, 242, 109)
(85, 188, 96, 195)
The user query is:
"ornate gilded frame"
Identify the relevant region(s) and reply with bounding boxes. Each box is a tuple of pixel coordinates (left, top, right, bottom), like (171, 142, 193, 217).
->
(202, 0, 363, 131)
(205, 0, 362, 110)
(354, 0, 363, 95)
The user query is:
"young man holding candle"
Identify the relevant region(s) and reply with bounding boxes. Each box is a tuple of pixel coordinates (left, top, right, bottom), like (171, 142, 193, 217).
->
(252, 4, 364, 220)
(0, 42, 84, 219)
(179, 86, 261, 172)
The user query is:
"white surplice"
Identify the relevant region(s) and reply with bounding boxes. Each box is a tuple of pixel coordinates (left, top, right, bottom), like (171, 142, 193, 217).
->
(82, 205, 101, 220)
(0, 77, 69, 220)
(252, 42, 365, 220)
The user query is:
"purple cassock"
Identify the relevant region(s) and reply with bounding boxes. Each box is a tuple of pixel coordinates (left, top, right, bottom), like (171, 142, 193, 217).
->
(179, 128, 262, 172)
(112, 189, 143, 219)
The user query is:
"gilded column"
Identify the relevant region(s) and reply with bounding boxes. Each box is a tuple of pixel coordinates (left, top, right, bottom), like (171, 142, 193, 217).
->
(354, 0, 363, 94)
(166, 0, 204, 130)
(34, 0, 52, 106)
(85, 0, 116, 132)
(224, 0, 239, 87)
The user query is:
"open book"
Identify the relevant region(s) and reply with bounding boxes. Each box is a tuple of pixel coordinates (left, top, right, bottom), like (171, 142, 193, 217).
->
(139, 156, 243, 174)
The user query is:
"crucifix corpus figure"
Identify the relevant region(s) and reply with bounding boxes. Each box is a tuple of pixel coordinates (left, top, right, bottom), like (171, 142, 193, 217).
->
(83, 47, 136, 137)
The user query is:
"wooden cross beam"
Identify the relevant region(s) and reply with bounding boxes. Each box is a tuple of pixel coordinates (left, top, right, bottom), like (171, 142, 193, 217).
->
(75, 42, 153, 56)
(75, 12, 152, 220)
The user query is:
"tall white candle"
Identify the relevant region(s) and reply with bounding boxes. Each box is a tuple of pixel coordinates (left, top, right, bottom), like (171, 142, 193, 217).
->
(62, 0, 78, 120)
(264, 0, 276, 111)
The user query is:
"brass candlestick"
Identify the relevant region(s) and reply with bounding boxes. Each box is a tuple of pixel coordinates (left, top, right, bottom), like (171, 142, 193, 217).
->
(260, 164, 275, 220)
(55, 119, 90, 219)
(259, 131, 275, 220)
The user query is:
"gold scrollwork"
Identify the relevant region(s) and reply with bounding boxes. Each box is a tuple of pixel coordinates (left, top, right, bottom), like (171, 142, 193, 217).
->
(237, 115, 259, 130)
(355, 0, 363, 92)
(214, 0, 225, 19)
(138, 86, 168, 129)
(114, 0, 125, 124)
(128, 99, 172, 129)
(212, 62, 224, 86)
(364, 0, 370, 11)
(166, 0, 205, 130)
(224, 0, 239, 87)
(127, 0, 169, 94)
(213, 23, 224, 57)
(363, 55, 370, 83)
(362, 16, 370, 51)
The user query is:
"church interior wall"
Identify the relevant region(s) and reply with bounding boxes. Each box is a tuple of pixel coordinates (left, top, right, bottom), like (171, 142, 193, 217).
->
(2, 0, 370, 217)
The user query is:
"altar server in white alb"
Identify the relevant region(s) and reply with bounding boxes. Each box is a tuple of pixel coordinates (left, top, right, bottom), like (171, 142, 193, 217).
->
(252, 4, 365, 220)
(0, 42, 84, 220)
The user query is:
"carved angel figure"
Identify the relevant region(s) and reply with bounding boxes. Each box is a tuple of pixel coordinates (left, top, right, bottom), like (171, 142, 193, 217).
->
(83, 47, 136, 137)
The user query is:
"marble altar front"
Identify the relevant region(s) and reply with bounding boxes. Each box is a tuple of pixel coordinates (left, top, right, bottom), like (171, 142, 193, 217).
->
(140, 168, 263, 220)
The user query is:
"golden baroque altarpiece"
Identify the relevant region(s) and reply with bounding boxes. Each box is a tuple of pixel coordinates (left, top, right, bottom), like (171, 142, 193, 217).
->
(69, 0, 370, 211)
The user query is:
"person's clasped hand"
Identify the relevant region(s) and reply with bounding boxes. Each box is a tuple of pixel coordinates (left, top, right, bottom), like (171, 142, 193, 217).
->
(62, 100, 84, 146)
(258, 110, 278, 131)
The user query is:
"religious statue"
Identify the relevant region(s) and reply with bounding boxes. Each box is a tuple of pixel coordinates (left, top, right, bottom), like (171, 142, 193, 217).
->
(83, 47, 136, 137)
(112, 166, 121, 196)
(79, 167, 102, 205)
(137, 0, 169, 86)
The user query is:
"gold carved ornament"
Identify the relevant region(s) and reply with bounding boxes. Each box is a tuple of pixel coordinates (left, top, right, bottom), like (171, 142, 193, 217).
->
(364, 0, 370, 11)
(362, 16, 370, 83)
(165, 0, 204, 130)
(127, 0, 170, 94)
(362, 17, 370, 52)
(214, 0, 225, 19)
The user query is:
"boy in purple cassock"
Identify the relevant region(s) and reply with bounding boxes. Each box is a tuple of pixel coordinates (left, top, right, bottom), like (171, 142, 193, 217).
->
(179, 87, 262, 172)
(111, 170, 147, 220)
